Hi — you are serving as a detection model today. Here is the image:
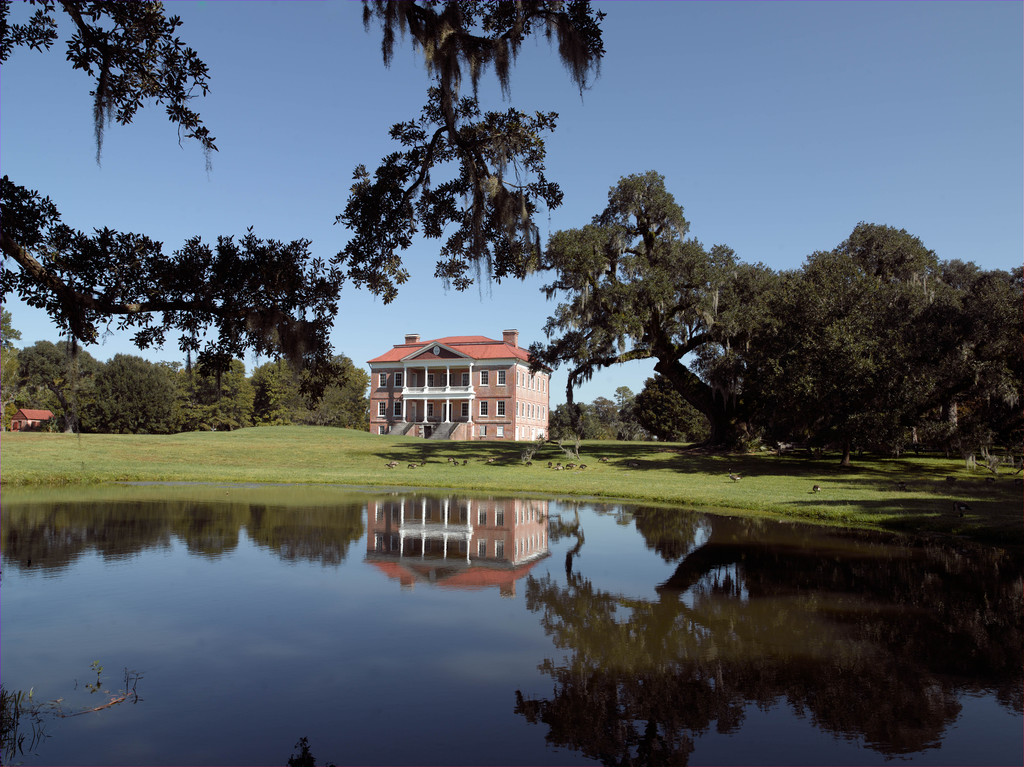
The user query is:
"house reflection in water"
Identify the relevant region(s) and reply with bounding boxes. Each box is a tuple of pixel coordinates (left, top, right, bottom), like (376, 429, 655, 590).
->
(366, 495, 549, 597)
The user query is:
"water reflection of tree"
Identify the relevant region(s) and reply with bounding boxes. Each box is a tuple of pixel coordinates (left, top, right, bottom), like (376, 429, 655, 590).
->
(517, 509, 1023, 765)
(1, 500, 364, 570)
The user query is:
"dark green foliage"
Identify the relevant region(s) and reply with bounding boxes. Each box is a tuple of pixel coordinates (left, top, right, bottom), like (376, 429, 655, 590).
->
(533, 171, 769, 446)
(17, 339, 100, 432)
(743, 225, 1023, 463)
(633, 375, 709, 443)
(88, 354, 179, 434)
(251, 355, 368, 429)
(1, 308, 22, 429)
(179, 359, 254, 432)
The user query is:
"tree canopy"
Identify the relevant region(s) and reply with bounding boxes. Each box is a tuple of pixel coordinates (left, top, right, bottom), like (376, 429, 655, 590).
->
(533, 172, 1022, 459)
(1, 0, 605, 382)
(531, 171, 769, 445)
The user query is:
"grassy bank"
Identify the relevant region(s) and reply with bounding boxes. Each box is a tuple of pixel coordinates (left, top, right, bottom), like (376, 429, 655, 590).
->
(2, 426, 1020, 544)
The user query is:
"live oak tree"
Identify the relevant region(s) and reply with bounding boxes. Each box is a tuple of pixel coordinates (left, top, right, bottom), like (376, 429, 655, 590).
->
(341, 1, 605, 301)
(1, 1, 605, 385)
(743, 223, 1023, 464)
(531, 171, 771, 446)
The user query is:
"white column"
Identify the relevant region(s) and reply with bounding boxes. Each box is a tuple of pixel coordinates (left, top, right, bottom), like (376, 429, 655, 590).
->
(445, 365, 451, 391)
(445, 399, 451, 423)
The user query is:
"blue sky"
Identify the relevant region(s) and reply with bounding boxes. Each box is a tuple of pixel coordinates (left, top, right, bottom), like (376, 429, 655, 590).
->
(2, 0, 1021, 407)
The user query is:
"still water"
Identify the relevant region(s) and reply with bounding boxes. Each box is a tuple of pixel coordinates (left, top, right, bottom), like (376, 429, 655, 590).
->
(1, 483, 1021, 766)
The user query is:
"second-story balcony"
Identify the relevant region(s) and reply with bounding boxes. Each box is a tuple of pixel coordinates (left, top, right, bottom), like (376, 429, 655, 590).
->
(401, 385, 474, 398)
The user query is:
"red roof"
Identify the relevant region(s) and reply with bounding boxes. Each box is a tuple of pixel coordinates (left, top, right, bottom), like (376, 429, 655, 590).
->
(368, 558, 542, 591)
(368, 335, 533, 365)
(12, 409, 53, 421)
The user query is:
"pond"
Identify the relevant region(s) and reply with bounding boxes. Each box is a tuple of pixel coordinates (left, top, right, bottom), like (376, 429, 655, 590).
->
(1, 483, 1021, 766)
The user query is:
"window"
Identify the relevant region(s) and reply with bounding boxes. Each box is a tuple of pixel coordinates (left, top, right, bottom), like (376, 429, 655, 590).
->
(480, 370, 489, 386)
(496, 426, 504, 437)
(378, 401, 386, 417)
(427, 403, 434, 417)
(495, 540, 505, 558)
(478, 509, 487, 525)
(462, 372, 469, 386)
(427, 373, 434, 387)
(495, 510, 504, 526)
(479, 425, 487, 437)
(393, 401, 402, 416)
(376, 508, 384, 522)
(394, 372, 403, 387)
(479, 401, 489, 417)
(379, 373, 387, 388)
(477, 539, 486, 557)
(461, 402, 469, 418)
(497, 401, 505, 417)
(497, 370, 506, 385)
(378, 425, 387, 434)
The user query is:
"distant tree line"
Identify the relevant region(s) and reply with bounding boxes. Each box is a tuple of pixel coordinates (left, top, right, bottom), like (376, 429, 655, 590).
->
(532, 172, 1023, 464)
(547, 382, 710, 444)
(0, 314, 368, 434)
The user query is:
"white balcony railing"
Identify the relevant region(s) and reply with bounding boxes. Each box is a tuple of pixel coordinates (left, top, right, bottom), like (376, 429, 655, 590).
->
(402, 385, 474, 397)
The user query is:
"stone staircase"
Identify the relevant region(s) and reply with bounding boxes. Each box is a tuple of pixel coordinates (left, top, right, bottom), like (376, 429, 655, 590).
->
(427, 422, 458, 440)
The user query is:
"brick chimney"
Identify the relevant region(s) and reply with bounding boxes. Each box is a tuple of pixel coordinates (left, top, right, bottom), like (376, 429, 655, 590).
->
(405, 333, 420, 345)
(502, 329, 519, 347)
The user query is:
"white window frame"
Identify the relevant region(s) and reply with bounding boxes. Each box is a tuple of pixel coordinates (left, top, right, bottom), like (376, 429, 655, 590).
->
(479, 401, 489, 417)
(393, 401, 402, 416)
(378, 401, 387, 417)
(428, 373, 435, 387)
(480, 370, 489, 386)
(462, 372, 470, 386)
(479, 425, 487, 437)
(427, 402, 435, 418)
(461, 402, 469, 418)
(496, 426, 504, 438)
(497, 401, 505, 417)
(497, 370, 506, 386)
(379, 372, 387, 388)
(394, 372, 403, 387)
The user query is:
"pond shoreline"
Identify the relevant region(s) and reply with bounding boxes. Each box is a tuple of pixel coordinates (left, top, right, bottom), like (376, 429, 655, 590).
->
(2, 427, 1021, 547)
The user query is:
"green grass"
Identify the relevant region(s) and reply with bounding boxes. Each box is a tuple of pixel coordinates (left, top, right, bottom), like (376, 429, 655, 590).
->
(2, 426, 1020, 545)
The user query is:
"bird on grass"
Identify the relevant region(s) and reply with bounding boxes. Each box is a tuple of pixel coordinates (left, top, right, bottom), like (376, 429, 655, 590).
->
(728, 471, 742, 482)
(812, 484, 821, 493)
(953, 501, 971, 517)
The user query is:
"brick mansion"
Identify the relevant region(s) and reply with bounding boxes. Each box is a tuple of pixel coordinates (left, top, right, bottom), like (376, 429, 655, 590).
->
(368, 330, 550, 441)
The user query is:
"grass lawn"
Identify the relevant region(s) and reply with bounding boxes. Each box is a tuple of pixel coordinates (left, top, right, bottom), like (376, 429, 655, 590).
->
(2, 426, 1020, 545)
